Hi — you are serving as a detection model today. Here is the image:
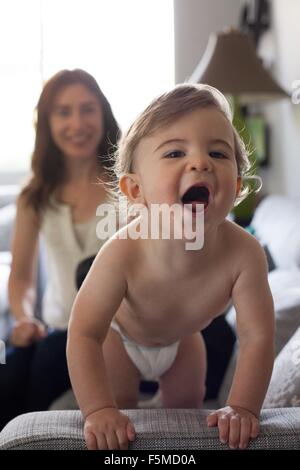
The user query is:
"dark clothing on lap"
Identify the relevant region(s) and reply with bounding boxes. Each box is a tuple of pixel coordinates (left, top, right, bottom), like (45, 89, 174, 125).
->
(0, 329, 70, 430)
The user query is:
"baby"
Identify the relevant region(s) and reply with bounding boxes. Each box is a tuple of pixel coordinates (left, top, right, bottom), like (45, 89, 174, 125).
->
(67, 84, 275, 450)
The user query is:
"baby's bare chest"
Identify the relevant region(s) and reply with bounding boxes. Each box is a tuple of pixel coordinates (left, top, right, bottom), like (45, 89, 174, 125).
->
(125, 271, 233, 329)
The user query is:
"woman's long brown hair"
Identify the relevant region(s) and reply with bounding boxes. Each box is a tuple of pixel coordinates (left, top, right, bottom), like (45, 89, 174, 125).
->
(21, 69, 120, 213)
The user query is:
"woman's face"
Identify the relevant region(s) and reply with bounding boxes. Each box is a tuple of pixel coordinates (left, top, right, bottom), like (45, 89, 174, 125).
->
(49, 83, 104, 161)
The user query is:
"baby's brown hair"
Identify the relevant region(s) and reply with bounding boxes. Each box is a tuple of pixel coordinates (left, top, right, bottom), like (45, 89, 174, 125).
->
(115, 84, 257, 204)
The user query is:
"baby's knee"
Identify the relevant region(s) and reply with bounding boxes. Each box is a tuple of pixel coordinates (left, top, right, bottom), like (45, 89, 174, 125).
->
(182, 381, 206, 408)
(114, 393, 139, 409)
(184, 388, 205, 409)
(197, 383, 206, 408)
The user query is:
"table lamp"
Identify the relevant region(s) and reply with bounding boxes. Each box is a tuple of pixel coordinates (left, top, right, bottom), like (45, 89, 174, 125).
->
(189, 28, 288, 103)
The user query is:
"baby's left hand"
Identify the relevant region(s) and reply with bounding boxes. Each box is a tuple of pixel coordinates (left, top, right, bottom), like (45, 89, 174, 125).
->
(206, 405, 260, 449)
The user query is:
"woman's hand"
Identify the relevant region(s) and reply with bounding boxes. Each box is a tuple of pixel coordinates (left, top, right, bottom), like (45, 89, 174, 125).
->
(207, 405, 260, 449)
(10, 318, 47, 347)
(84, 407, 136, 450)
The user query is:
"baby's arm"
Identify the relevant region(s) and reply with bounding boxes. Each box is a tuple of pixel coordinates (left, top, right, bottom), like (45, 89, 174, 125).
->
(207, 238, 275, 449)
(67, 238, 135, 450)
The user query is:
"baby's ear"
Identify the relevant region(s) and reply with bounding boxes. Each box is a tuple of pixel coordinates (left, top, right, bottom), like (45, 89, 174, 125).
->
(119, 174, 144, 203)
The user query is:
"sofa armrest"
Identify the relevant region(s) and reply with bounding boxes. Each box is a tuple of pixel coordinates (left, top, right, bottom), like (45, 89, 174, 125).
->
(0, 408, 299, 450)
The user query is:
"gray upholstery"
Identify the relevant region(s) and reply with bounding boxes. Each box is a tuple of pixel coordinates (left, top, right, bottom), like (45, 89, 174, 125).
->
(0, 408, 299, 450)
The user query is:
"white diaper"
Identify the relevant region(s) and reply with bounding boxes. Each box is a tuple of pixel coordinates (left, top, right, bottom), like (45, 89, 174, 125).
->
(110, 320, 180, 381)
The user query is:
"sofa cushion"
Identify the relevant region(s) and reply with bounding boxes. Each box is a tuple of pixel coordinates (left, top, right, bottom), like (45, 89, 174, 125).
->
(251, 195, 300, 269)
(226, 268, 300, 355)
(267, 269, 300, 354)
(220, 297, 300, 408)
(263, 327, 300, 408)
(0, 408, 300, 450)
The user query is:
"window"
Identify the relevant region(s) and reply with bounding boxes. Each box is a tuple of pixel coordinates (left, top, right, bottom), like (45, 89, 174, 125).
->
(0, 0, 174, 175)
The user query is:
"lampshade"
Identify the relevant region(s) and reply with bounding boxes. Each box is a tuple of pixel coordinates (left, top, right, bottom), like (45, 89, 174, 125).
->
(189, 29, 288, 104)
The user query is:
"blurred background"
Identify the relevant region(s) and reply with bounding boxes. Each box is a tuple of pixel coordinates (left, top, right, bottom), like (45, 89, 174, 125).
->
(0, 0, 174, 180)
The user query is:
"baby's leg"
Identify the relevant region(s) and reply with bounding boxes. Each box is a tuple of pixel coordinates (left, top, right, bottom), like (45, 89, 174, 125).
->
(159, 332, 206, 408)
(102, 328, 140, 409)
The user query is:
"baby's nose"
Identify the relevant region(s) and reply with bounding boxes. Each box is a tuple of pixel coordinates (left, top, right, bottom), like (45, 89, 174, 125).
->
(188, 154, 212, 172)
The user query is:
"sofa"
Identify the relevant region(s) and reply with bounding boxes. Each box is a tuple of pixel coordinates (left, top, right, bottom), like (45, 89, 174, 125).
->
(0, 408, 299, 450)
(0, 193, 300, 450)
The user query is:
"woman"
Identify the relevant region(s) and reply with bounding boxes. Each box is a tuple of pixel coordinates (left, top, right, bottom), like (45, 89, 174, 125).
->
(0, 69, 120, 429)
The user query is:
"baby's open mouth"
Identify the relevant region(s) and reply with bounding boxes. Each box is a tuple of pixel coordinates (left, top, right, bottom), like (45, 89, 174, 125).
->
(181, 185, 210, 212)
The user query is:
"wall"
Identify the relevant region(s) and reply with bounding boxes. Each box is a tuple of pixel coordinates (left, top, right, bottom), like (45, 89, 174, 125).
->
(261, 0, 300, 196)
(174, 0, 243, 83)
(174, 0, 300, 197)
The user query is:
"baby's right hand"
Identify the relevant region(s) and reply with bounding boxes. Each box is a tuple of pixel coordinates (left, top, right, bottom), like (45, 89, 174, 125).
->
(84, 407, 136, 450)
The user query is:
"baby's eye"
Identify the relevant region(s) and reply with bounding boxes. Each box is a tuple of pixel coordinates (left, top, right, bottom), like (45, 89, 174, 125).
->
(164, 150, 185, 159)
(209, 151, 227, 159)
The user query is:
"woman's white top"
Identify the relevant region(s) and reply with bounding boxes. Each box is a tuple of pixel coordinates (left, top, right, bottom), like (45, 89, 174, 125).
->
(40, 198, 106, 330)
